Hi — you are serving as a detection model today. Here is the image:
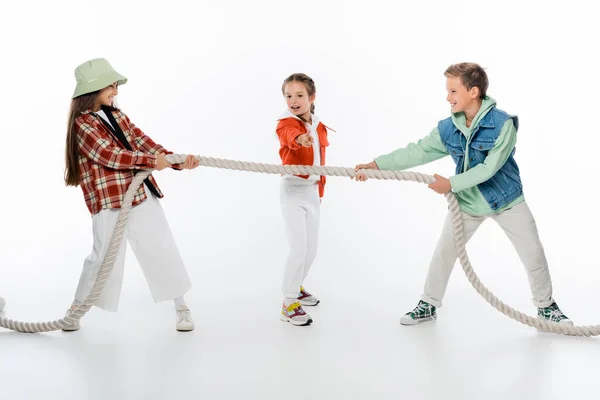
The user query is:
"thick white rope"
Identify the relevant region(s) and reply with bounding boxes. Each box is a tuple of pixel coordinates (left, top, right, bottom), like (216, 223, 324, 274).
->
(0, 172, 149, 333)
(0, 154, 596, 336)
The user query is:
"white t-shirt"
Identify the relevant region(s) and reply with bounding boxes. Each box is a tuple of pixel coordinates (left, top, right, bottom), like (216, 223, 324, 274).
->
(95, 109, 115, 130)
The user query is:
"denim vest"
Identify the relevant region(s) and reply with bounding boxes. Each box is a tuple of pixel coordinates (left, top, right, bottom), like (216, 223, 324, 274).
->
(438, 107, 522, 211)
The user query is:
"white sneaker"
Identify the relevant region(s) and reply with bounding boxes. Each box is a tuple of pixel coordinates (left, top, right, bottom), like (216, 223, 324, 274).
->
(176, 306, 195, 332)
(297, 286, 320, 307)
(61, 308, 80, 332)
(280, 302, 313, 326)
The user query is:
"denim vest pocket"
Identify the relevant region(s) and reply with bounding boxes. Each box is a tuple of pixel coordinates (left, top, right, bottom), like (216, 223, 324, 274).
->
(445, 142, 464, 165)
(469, 139, 495, 164)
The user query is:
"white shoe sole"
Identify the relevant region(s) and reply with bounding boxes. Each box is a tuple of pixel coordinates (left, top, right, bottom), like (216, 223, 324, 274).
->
(280, 314, 313, 326)
(536, 317, 574, 330)
(298, 299, 320, 307)
(176, 324, 195, 332)
(61, 324, 80, 332)
(400, 315, 437, 326)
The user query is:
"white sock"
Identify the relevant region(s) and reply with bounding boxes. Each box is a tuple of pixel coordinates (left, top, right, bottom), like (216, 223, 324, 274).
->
(174, 296, 187, 311)
(284, 297, 297, 307)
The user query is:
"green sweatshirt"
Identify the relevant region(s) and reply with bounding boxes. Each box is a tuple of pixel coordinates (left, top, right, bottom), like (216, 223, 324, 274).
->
(374, 96, 524, 216)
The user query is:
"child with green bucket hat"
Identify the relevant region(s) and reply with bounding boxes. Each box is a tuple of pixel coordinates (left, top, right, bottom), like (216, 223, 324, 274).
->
(63, 58, 199, 332)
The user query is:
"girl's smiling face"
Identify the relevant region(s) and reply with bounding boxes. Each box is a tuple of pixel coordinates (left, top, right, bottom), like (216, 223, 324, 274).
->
(284, 81, 315, 120)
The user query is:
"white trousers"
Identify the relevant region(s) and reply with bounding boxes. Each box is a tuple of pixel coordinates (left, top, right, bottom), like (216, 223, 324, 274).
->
(280, 179, 321, 298)
(422, 201, 554, 308)
(74, 193, 192, 312)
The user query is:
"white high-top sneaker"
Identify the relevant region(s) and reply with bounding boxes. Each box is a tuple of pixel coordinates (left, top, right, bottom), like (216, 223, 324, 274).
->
(61, 308, 81, 332)
(176, 306, 195, 332)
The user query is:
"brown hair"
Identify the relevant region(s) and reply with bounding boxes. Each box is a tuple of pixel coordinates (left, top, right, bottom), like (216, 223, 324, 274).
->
(444, 63, 488, 99)
(281, 73, 316, 122)
(64, 91, 99, 186)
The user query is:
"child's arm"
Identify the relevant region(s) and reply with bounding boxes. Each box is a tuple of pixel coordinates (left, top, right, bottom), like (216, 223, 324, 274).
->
(124, 114, 183, 170)
(354, 128, 447, 181)
(374, 128, 448, 170)
(76, 119, 157, 170)
(276, 124, 306, 150)
(449, 119, 517, 192)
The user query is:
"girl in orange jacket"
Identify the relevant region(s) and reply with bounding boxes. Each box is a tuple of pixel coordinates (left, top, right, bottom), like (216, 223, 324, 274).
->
(276, 73, 333, 326)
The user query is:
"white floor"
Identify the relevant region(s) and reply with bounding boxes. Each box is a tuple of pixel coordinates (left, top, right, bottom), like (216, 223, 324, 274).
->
(1, 290, 598, 400)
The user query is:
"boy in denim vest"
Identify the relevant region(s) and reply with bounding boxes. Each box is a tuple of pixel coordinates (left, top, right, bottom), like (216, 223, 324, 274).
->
(355, 63, 572, 326)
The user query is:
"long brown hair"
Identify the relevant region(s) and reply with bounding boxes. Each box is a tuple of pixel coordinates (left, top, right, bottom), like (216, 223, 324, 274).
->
(64, 91, 99, 187)
(281, 73, 316, 123)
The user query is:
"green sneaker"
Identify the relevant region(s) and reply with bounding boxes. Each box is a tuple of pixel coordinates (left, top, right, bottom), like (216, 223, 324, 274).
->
(400, 300, 437, 325)
(537, 302, 573, 326)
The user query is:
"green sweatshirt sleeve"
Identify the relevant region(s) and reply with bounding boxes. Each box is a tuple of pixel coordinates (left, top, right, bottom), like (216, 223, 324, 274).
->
(374, 127, 448, 171)
(449, 119, 517, 192)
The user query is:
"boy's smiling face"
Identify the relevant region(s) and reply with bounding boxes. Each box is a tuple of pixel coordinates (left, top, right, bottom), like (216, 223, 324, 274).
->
(446, 76, 479, 114)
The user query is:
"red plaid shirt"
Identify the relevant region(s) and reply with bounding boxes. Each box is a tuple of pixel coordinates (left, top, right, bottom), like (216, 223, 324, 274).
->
(75, 108, 178, 215)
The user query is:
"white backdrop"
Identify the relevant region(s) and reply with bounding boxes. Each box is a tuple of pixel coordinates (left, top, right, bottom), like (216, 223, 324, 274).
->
(1, 1, 599, 399)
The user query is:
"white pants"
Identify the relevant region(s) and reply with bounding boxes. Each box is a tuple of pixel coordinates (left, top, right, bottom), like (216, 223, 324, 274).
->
(74, 193, 192, 312)
(280, 179, 321, 298)
(422, 201, 554, 308)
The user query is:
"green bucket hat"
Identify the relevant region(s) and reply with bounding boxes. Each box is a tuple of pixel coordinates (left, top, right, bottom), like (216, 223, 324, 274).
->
(72, 58, 128, 99)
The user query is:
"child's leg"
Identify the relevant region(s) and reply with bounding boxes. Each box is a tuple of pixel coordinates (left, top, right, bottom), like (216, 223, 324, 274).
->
(280, 183, 310, 303)
(173, 296, 187, 310)
(491, 202, 554, 308)
(281, 204, 307, 302)
(421, 211, 485, 307)
(125, 195, 192, 304)
(301, 189, 321, 285)
(73, 209, 128, 312)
